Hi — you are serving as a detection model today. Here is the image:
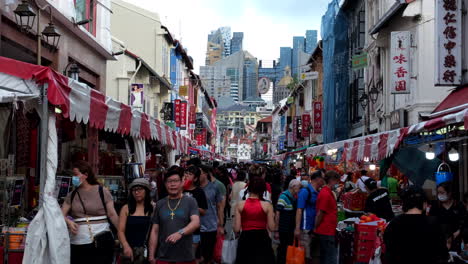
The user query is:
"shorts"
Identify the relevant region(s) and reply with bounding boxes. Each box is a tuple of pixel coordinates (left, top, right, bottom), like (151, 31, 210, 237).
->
(200, 231, 217, 261)
(192, 234, 201, 244)
(299, 230, 320, 259)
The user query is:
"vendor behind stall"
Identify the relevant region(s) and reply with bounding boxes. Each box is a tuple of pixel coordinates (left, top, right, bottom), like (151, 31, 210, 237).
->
(364, 178, 394, 221)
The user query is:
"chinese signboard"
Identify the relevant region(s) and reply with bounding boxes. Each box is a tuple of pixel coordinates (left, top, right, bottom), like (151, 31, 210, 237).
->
(179, 85, 188, 97)
(352, 53, 368, 70)
(390, 31, 411, 94)
(180, 101, 187, 130)
(278, 136, 285, 151)
(435, 0, 462, 86)
(390, 109, 408, 129)
(189, 104, 196, 130)
(302, 113, 311, 138)
(174, 99, 181, 127)
(313, 101, 322, 134)
(287, 130, 295, 148)
(196, 113, 204, 129)
(292, 116, 298, 141)
(162, 102, 173, 121)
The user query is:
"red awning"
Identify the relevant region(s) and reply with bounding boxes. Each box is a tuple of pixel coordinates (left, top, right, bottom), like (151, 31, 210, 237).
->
(433, 85, 468, 113)
(258, 116, 272, 123)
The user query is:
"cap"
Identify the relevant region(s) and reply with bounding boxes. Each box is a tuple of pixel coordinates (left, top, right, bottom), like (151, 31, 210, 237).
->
(128, 178, 151, 190)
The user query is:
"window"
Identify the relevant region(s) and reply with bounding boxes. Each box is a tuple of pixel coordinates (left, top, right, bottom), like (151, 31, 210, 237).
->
(74, 0, 97, 36)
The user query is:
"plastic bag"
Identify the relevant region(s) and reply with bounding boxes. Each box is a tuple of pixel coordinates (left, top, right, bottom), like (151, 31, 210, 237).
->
(214, 234, 224, 263)
(369, 246, 382, 264)
(222, 232, 238, 264)
(286, 240, 305, 264)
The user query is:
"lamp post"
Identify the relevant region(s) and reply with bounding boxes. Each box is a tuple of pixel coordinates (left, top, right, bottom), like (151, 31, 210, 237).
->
(14, 0, 61, 65)
(359, 93, 369, 135)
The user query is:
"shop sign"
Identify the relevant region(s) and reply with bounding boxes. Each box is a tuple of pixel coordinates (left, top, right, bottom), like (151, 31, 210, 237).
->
(313, 101, 322, 134)
(278, 136, 285, 150)
(263, 143, 268, 153)
(166, 121, 175, 130)
(435, 0, 462, 86)
(390, 109, 407, 129)
(189, 104, 196, 129)
(287, 131, 295, 148)
(10, 179, 24, 206)
(179, 85, 188, 97)
(296, 116, 302, 140)
(390, 31, 411, 94)
(180, 101, 187, 130)
(300, 71, 319, 81)
(196, 113, 204, 129)
(352, 53, 368, 70)
(174, 99, 181, 127)
(163, 102, 174, 121)
(292, 116, 298, 141)
(287, 96, 294, 104)
(130, 84, 144, 110)
(302, 113, 311, 138)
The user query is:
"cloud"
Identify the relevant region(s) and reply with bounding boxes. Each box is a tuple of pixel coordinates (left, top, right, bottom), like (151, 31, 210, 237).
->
(122, 0, 330, 73)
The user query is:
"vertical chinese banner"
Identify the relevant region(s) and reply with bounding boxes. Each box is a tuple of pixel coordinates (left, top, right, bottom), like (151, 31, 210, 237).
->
(174, 99, 181, 127)
(201, 128, 207, 145)
(313, 101, 322, 134)
(390, 31, 411, 94)
(196, 132, 203, 146)
(435, 0, 462, 86)
(180, 101, 187, 130)
(292, 116, 298, 141)
(211, 107, 217, 141)
(302, 113, 311, 138)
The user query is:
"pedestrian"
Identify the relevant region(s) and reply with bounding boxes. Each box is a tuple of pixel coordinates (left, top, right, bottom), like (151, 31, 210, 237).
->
(199, 164, 224, 264)
(314, 170, 341, 264)
(230, 170, 247, 218)
(356, 169, 370, 193)
(234, 177, 276, 264)
(295, 170, 324, 264)
(118, 178, 154, 264)
(342, 172, 356, 192)
(148, 168, 200, 264)
(183, 166, 208, 262)
(61, 161, 119, 264)
(428, 181, 466, 251)
(386, 174, 399, 199)
(384, 186, 448, 264)
(363, 178, 394, 221)
(239, 164, 272, 201)
(276, 179, 302, 264)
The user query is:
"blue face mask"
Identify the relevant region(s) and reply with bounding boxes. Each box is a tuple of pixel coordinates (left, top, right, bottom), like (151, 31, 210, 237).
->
(72, 176, 82, 187)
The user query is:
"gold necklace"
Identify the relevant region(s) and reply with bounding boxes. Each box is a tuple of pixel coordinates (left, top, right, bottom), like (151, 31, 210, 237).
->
(167, 195, 182, 220)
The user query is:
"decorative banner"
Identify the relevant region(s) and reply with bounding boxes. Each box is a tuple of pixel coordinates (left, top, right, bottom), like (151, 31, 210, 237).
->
(174, 99, 181, 127)
(292, 116, 298, 141)
(302, 113, 311, 138)
(390, 31, 411, 94)
(435, 0, 462, 86)
(196, 113, 203, 128)
(130, 84, 144, 109)
(313, 101, 322, 134)
(180, 101, 187, 130)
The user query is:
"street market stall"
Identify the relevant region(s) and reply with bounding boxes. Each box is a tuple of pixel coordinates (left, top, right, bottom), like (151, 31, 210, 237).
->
(0, 56, 191, 264)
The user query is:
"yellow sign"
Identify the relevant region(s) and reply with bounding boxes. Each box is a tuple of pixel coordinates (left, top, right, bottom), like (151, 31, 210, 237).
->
(179, 85, 188, 96)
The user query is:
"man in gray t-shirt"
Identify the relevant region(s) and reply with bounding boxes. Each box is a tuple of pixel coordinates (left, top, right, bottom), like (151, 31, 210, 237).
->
(149, 170, 200, 264)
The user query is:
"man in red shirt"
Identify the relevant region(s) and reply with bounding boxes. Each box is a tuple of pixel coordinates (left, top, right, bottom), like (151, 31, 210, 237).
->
(314, 170, 340, 264)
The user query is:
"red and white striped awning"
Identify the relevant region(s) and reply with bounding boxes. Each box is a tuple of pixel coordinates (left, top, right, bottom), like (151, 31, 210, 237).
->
(306, 108, 468, 162)
(0, 56, 191, 153)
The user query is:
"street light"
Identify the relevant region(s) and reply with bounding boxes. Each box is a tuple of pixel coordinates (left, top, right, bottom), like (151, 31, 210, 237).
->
(359, 93, 368, 110)
(68, 63, 80, 81)
(369, 86, 379, 105)
(42, 22, 61, 50)
(14, 0, 36, 31)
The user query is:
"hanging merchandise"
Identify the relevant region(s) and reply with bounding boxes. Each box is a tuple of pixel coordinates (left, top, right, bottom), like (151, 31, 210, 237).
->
(435, 162, 453, 185)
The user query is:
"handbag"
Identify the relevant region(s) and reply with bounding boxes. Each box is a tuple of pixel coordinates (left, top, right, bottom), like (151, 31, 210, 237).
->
(286, 239, 305, 264)
(213, 234, 224, 263)
(435, 162, 453, 185)
(76, 190, 115, 249)
(222, 232, 238, 264)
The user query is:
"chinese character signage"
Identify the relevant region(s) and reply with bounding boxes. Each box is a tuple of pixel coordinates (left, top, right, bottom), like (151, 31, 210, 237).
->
(180, 101, 187, 130)
(163, 102, 173, 121)
(296, 117, 302, 140)
(352, 53, 368, 70)
(435, 0, 462, 86)
(179, 85, 188, 97)
(278, 136, 285, 151)
(196, 113, 204, 129)
(313, 101, 322, 134)
(292, 116, 298, 141)
(174, 99, 181, 127)
(390, 31, 411, 94)
(302, 114, 311, 138)
(189, 104, 196, 130)
(287, 130, 295, 148)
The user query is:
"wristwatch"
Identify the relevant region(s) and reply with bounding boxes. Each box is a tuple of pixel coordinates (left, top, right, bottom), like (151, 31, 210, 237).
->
(178, 229, 185, 236)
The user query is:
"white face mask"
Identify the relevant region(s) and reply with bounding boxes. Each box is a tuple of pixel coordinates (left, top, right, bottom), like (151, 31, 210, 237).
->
(438, 194, 449, 202)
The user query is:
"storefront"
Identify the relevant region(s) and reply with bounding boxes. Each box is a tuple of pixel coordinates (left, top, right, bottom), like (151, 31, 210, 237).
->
(0, 56, 191, 263)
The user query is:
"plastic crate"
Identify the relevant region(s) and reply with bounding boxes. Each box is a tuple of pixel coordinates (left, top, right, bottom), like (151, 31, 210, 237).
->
(341, 192, 367, 211)
(355, 224, 378, 241)
(354, 239, 375, 262)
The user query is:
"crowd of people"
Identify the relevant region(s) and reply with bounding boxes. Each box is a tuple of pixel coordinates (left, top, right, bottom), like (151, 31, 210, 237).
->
(60, 159, 468, 264)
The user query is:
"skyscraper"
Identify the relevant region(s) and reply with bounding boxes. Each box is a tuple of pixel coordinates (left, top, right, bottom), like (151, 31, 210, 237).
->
(305, 30, 318, 53)
(243, 55, 258, 101)
(206, 27, 232, 65)
(292, 36, 305, 77)
(231, 32, 244, 54)
(279, 47, 292, 69)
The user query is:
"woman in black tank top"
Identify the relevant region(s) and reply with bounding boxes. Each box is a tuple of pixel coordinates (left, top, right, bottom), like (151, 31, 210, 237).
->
(118, 178, 154, 264)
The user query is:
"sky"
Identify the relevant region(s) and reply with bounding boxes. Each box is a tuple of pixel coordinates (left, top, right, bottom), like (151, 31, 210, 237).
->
(124, 0, 331, 73)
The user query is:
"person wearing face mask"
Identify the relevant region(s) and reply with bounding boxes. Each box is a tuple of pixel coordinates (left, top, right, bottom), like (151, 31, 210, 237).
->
(294, 171, 324, 264)
(428, 181, 466, 251)
(183, 165, 208, 262)
(61, 161, 119, 264)
(363, 178, 395, 221)
(314, 170, 341, 264)
(384, 186, 448, 264)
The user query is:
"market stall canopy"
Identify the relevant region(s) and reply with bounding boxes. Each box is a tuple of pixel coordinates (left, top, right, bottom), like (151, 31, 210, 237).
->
(306, 108, 468, 162)
(0, 72, 40, 102)
(432, 85, 468, 114)
(0, 56, 191, 153)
